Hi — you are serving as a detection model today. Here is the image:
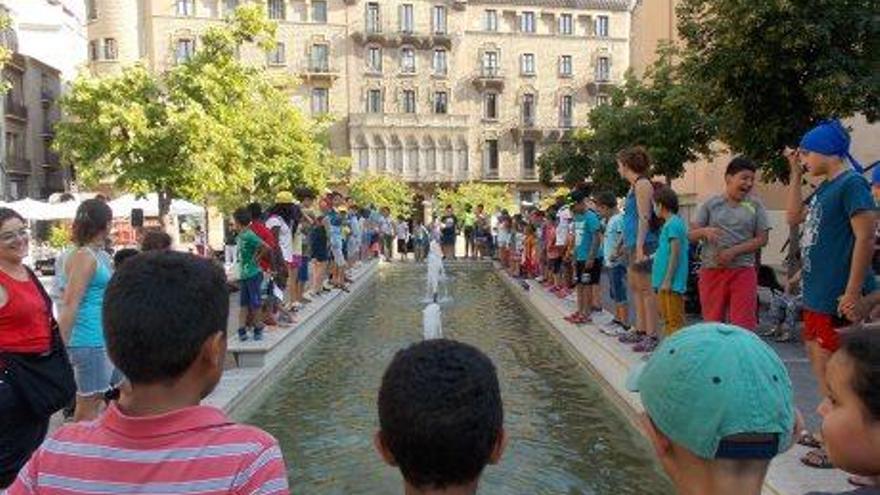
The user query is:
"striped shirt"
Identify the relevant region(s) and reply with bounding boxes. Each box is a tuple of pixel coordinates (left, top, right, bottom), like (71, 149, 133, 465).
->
(8, 403, 289, 495)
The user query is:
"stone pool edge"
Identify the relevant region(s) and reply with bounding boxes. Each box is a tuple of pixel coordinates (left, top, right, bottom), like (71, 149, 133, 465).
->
(205, 259, 380, 420)
(493, 263, 841, 495)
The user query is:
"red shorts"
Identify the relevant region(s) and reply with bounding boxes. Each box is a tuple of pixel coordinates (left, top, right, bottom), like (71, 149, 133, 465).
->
(802, 309, 843, 353)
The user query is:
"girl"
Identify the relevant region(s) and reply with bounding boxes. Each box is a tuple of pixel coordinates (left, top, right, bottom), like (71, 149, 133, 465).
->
(522, 224, 538, 279)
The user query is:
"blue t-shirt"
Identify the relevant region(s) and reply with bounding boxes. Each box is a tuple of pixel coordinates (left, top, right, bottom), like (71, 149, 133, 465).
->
(652, 215, 689, 293)
(604, 213, 624, 267)
(623, 182, 658, 251)
(573, 210, 601, 262)
(801, 170, 876, 315)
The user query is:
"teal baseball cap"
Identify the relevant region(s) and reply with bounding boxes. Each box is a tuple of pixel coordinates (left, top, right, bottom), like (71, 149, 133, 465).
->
(627, 323, 795, 460)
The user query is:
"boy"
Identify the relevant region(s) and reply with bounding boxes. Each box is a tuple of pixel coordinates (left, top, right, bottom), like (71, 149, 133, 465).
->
(594, 192, 628, 334)
(8, 252, 289, 494)
(651, 187, 689, 337)
(375, 339, 506, 495)
(785, 119, 875, 468)
(689, 157, 770, 331)
(565, 189, 601, 325)
(234, 207, 268, 342)
(628, 323, 796, 495)
(439, 205, 458, 260)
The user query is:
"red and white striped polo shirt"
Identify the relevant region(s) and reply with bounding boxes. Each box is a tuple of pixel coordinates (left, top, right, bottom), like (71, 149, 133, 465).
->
(8, 403, 289, 495)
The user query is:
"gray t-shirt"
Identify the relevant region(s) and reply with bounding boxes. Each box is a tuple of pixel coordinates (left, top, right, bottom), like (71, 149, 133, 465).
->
(694, 195, 770, 268)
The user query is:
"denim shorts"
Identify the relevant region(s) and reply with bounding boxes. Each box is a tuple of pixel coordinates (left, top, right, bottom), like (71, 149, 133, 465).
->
(67, 347, 121, 397)
(608, 264, 628, 304)
(298, 256, 310, 282)
(239, 273, 263, 309)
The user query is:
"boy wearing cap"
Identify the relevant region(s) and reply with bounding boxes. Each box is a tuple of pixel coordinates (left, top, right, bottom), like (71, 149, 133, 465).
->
(785, 119, 875, 468)
(628, 323, 796, 495)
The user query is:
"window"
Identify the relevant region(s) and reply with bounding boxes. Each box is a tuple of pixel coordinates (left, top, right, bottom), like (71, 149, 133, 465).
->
(484, 93, 498, 120)
(367, 89, 383, 113)
(521, 53, 535, 75)
(366, 2, 381, 33)
(597, 56, 610, 81)
(89, 40, 99, 61)
(484, 10, 497, 31)
(560, 95, 573, 127)
(268, 42, 285, 65)
(311, 44, 329, 71)
(312, 0, 327, 23)
(359, 149, 369, 171)
(521, 11, 535, 33)
(403, 90, 416, 113)
(522, 93, 535, 125)
(596, 15, 609, 37)
(482, 51, 498, 76)
(596, 94, 610, 106)
(267, 0, 285, 20)
(399, 4, 414, 33)
(367, 46, 382, 72)
(103, 38, 117, 60)
(560, 55, 572, 77)
(484, 139, 499, 174)
(408, 147, 419, 174)
(311, 88, 329, 115)
(86, 0, 98, 20)
(432, 6, 447, 34)
(433, 91, 448, 114)
(176, 0, 194, 16)
(433, 49, 447, 75)
(224, 0, 239, 16)
(559, 13, 573, 35)
(176, 38, 195, 63)
(523, 140, 536, 174)
(401, 47, 416, 73)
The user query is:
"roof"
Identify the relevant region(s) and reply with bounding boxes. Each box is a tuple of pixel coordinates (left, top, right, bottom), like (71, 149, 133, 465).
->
(469, 0, 632, 11)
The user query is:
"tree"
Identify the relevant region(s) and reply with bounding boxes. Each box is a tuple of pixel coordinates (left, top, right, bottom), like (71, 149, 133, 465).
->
(435, 182, 513, 215)
(677, 0, 878, 180)
(55, 6, 337, 223)
(348, 174, 413, 219)
(0, 13, 10, 93)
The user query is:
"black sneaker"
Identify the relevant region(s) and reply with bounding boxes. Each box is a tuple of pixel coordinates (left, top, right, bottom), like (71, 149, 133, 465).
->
(238, 328, 249, 342)
(253, 327, 264, 341)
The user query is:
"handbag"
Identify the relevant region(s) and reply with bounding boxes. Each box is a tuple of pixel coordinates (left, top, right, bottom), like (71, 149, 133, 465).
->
(0, 267, 76, 418)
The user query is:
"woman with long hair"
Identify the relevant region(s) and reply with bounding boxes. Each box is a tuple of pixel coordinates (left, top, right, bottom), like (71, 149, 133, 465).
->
(59, 199, 119, 421)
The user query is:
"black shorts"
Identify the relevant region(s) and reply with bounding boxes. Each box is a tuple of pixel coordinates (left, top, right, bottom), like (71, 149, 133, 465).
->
(397, 239, 407, 253)
(550, 257, 562, 274)
(575, 259, 602, 286)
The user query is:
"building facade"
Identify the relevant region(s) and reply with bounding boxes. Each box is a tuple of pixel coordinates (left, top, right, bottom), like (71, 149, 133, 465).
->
(2, 0, 88, 82)
(85, 0, 634, 204)
(1, 10, 64, 200)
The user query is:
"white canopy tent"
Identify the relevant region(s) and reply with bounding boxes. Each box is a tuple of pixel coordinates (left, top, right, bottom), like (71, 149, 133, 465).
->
(108, 194, 205, 218)
(3, 198, 79, 221)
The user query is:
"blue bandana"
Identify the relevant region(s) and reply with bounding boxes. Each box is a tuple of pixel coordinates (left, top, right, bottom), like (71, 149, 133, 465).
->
(799, 119, 863, 173)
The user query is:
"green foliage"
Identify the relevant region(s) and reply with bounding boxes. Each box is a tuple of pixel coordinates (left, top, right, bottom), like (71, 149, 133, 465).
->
(677, 0, 879, 181)
(47, 224, 70, 250)
(348, 174, 413, 219)
(0, 13, 11, 93)
(539, 186, 570, 209)
(435, 182, 513, 215)
(56, 5, 343, 219)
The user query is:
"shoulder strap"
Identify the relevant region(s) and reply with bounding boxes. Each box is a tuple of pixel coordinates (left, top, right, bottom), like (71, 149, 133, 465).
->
(25, 266, 63, 349)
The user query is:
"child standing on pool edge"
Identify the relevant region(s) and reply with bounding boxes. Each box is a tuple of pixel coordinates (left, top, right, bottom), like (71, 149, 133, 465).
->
(651, 187, 689, 337)
(375, 339, 506, 495)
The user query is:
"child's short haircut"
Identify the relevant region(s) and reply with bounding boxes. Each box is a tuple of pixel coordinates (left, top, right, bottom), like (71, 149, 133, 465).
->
(104, 251, 230, 384)
(725, 156, 758, 176)
(654, 186, 679, 214)
(112, 248, 139, 267)
(378, 339, 503, 490)
(842, 329, 880, 420)
(247, 202, 263, 221)
(141, 230, 172, 251)
(594, 191, 618, 209)
(233, 207, 252, 226)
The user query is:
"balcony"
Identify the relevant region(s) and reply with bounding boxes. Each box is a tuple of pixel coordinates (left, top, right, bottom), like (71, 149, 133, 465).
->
(352, 21, 391, 45)
(482, 168, 501, 181)
(41, 89, 54, 106)
(350, 113, 469, 130)
(521, 168, 538, 181)
(5, 98, 27, 120)
(5, 156, 32, 175)
(472, 66, 504, 91)
(44, 151, 60, 167)
(300, 63, 340, 82)
(41, 122, 56, 138)
(430, 29, 454, 48)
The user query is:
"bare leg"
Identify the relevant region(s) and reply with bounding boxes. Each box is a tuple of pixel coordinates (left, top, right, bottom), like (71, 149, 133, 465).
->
(73, 395, 102, 422)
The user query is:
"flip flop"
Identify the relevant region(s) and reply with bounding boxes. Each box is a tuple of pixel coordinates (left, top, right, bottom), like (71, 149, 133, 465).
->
(797, 431, 822, 449)
(800, 448, 834, 469)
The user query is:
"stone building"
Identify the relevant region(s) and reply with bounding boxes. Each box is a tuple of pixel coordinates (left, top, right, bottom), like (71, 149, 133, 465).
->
(85, 0, 635, 205)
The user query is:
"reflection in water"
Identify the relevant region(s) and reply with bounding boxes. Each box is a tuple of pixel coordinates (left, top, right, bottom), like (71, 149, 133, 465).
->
(247, 266, 674, 494)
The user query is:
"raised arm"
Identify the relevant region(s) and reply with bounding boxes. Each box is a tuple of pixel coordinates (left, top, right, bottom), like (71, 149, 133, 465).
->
(784, 147, 808, 226)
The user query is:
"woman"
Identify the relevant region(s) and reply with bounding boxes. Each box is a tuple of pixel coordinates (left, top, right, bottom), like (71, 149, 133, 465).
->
(0, 208, 54, 488)
(617, 146, 660, 352)
(59, 199, 119, 421)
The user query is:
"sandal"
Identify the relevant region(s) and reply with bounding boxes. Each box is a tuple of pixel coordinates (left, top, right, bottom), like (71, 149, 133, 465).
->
(848, 475, 878, 488)
(797, 430, 822, 449)
(800, 448, 834, 469)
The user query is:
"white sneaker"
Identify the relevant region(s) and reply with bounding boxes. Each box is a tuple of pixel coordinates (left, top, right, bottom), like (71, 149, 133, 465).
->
(592, 311, 614, 326)
(600, 323, 627, 337)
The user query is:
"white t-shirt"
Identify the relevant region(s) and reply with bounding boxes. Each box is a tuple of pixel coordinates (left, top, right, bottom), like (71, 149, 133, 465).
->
(556, 207, 572, 246)
(266, 215, 293, 262)
(396, 222, 410, 240)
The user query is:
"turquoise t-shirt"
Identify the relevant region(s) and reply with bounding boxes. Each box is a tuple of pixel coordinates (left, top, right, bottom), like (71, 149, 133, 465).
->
(573, 210, 601, 262)
(69, 248, 113, 348)
(651, 215, 689, 293)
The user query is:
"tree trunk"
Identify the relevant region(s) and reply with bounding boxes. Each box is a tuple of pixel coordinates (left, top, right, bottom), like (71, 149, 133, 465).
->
(158, 190, 172, 232)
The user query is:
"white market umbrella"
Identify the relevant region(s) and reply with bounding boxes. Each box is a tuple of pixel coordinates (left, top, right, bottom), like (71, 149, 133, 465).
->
(7, 198, 58, 221)
(110, 193, 205, 218)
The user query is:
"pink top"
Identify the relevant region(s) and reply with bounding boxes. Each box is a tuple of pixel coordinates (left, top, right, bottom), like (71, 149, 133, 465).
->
(8, 403, 289, 495)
